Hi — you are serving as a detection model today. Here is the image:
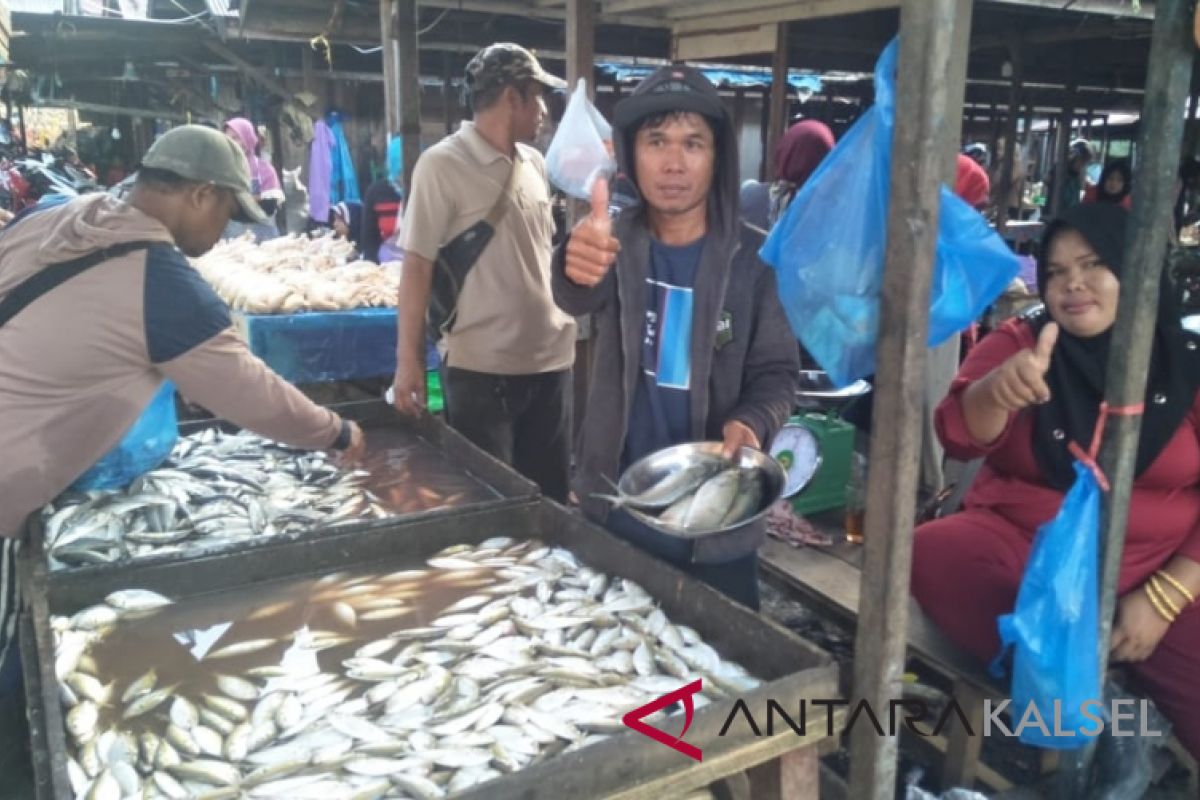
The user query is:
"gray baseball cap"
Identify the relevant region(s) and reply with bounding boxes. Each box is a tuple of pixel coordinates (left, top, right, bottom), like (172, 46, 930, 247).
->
(140, 125, 268, 224)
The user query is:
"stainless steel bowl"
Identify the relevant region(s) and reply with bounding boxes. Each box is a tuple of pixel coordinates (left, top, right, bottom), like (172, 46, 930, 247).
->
(796, 369, 872, 403)
(617, 441, 787, 541)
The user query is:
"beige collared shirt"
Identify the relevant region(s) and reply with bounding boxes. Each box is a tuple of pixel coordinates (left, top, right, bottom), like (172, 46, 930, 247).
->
(402, 121, 576, 375)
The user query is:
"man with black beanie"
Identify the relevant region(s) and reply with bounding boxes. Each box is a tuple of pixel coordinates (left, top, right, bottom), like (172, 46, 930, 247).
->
(553, 66, 798, 607)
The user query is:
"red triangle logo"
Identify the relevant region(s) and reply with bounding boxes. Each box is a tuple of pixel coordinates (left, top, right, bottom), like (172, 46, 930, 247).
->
(622, 679, 704, 762)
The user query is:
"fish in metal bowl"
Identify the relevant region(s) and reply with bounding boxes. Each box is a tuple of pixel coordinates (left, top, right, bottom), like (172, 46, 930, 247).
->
(599, 442, 786, 537)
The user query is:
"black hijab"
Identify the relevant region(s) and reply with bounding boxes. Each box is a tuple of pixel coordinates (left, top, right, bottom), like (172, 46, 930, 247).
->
(1031, 204, 1200, 491)
(1095, 160, 1132, 205)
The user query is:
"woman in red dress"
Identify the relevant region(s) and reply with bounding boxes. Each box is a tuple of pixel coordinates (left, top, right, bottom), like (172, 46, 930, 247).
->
(911, 204, 1200, 758)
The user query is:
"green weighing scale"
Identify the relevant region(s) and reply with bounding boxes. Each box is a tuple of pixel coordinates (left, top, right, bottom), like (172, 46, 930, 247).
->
(769, 373, 869, 514)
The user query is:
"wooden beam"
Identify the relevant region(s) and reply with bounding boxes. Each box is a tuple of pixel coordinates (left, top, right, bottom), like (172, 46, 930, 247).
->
(30, 98, 193, 123)
(672, 0, 899, 35)
(765, 22, 788, 182)
(380, 0, 401, 136)
(664, 0, 799, 19)
(602, 0, 673, 13)
(566, 0, 596, 97)
(397, 0, 420, 190)
(847, 0, 966, 797)
(204, 38, 312, 112)
(673, 24, 776, 60)
(987, 0, 1153, 19)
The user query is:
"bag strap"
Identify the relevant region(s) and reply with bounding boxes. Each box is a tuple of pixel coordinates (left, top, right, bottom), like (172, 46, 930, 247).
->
(0, 240, 160, 329)
(481, 157, 521, 229)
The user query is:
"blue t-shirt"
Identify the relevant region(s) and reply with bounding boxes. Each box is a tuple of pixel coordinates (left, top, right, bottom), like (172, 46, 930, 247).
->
(621, 235, 706, 470)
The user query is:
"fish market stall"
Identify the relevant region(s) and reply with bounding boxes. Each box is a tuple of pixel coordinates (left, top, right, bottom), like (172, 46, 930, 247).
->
(230, 307, 439, 386)
(192, 233, 434, 385)
(21, 500, 839, 800)
(33, 401, 537, 575)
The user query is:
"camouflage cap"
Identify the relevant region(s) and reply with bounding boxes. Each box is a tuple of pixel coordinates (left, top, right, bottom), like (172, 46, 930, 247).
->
(464, 43, 566, 98)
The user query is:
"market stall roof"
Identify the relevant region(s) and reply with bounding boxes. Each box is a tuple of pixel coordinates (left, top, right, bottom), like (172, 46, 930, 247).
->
(4, 0, 1168, 122)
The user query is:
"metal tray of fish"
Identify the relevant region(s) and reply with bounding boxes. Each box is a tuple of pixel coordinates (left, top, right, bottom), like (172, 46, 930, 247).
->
(20, 500, 838, 800)
(29, 400, 539, 575)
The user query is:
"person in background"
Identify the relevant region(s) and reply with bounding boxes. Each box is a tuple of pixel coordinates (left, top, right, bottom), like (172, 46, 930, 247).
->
(955, 153, 991, 212)
(361, 136, 405, 263)
(1084, 159, 1133, 210)
(392, 44, 575, 502)
(0, 125, 365, 718)
(1175, 158, 1200, 235)
(224, 117, 284, 241)
(739, 119, 834, 230)
(1044, 138, 1093, 213)
(554, 66, 799, 608)
(911, 204, 1200, 761)
(963, 142, 989, 169)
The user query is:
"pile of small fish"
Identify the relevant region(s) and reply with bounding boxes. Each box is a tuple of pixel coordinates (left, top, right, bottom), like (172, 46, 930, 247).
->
(603, 455, 769, 535)
(42, 428, 389, 570)
(53, 538, 761, 799)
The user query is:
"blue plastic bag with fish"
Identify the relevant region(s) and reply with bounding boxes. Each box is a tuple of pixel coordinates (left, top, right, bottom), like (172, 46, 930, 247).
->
(758, 37, 1018, 388)
(991, 460, 1102, 749)
(70, 381, 178, 491)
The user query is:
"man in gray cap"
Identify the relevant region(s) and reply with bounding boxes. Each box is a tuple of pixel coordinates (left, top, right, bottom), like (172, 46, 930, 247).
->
(0, 124, 366, 541)
(393, 43, 576, 502)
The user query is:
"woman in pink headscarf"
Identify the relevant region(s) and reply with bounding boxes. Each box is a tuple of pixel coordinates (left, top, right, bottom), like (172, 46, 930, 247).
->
(740, 119, 835, 230)
(223, 117, 284, 241)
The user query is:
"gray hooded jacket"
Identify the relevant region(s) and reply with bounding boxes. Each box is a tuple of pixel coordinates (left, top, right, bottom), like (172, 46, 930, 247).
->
(552, 65, 799, 523)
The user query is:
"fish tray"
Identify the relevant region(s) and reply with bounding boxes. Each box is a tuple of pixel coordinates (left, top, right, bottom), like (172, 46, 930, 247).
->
(28, 399, 539, 577)
(20, 499, 839, 800)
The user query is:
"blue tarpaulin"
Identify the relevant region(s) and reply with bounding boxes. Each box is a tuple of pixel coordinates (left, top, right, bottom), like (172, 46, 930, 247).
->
(596, 62, 822, 95)
(233, 308, 438, 385)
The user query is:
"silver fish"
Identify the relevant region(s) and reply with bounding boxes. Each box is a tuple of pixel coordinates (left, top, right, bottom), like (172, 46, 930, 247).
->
(599, 457, 727, 510)
(682, 468, 743, 531)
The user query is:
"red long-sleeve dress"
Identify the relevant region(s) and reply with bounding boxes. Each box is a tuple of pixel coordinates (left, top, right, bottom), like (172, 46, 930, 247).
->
(911, 317, 1200, 758)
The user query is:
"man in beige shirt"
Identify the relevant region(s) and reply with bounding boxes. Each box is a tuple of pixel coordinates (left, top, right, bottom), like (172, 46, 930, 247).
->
(392, 44, 575, 500)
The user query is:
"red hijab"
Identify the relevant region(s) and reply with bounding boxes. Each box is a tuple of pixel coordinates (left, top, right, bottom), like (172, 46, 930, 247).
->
(774, 120, 834, 188)
(955, 154, 991, 209)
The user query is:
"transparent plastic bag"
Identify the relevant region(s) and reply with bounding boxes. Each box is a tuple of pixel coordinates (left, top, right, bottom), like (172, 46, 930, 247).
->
(70, 381, 178, 491)
(546, 79, 616, 200)
(759, 37, 1017, 388)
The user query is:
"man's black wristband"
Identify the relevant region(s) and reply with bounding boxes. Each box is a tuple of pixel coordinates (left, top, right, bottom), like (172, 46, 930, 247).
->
(331, 420, 353, 450)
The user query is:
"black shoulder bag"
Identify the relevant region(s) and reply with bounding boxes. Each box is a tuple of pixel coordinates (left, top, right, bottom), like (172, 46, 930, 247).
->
(426, 161, 520, 342)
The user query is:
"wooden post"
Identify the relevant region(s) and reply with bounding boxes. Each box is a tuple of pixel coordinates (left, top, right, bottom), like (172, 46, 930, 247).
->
(846, 1, 967, 797)
(766, 22, 788, 181)
(1049, 81, 1076, 216)
(996, 39, 1022, 235)
(733, 88, 746, 149)
(379, 0, 401, 137)
(395, 0, 420, 191)
(566, 0, 595, 98)
(442, 52, 455, 137)
(1091, 0, 1195, 777)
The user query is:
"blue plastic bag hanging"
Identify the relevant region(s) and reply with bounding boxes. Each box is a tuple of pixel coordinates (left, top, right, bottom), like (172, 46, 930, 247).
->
(70, 381, 179, 491)
(759, 36, 1019, 388)
(991, 459, 1102, 749)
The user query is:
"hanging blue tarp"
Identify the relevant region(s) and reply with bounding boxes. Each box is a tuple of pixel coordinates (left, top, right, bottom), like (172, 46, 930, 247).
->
(596, 62, 822, 95)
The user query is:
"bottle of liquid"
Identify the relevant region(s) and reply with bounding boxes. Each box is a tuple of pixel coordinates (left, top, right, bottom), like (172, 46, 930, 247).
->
(844, 452, 868, 543)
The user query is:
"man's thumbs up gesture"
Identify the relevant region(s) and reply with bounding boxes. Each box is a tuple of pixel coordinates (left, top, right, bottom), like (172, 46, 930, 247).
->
(564, 177, 621, 287)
